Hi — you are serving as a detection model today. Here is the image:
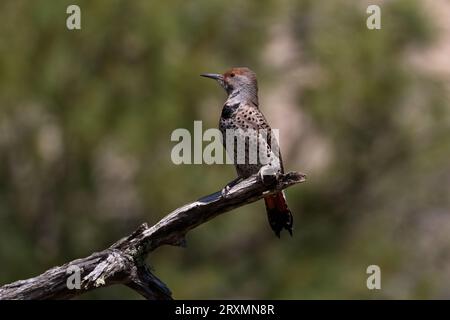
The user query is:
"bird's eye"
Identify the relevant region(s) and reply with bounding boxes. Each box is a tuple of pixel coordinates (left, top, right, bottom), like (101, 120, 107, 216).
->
(230, 73, 235, 77)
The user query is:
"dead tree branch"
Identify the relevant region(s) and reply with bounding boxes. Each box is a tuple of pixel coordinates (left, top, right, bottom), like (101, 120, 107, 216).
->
(0, 171, 306, 300)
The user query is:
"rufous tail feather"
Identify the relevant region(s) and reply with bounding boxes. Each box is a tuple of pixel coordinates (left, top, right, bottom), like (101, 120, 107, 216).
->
(264, 191, 293, 238)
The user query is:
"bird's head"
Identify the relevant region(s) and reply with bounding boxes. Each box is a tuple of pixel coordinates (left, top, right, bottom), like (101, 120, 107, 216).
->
(201, 67, 258, 96)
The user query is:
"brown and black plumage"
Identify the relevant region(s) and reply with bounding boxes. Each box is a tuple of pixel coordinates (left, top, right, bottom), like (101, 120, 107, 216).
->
(201, 67, 293, 237)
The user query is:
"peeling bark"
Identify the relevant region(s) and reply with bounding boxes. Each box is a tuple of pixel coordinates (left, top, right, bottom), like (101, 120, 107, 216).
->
(0, 171, 306, 300)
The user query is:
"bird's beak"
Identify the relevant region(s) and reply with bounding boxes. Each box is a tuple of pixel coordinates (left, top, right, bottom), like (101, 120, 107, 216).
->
(200, 73, 223, 81)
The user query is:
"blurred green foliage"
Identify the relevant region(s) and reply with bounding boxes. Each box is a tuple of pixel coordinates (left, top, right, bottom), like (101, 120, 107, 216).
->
(1, 0, 449, 299)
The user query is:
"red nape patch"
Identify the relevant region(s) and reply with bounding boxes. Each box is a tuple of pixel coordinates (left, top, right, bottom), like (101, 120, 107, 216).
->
(223, 67, 255, 79)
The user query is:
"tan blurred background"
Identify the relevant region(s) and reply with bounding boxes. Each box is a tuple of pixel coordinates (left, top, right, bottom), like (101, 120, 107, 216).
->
(1, 0, 449, 299)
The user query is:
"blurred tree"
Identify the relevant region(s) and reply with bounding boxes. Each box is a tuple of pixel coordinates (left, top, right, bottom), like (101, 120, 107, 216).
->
(0, 0, 449, 299)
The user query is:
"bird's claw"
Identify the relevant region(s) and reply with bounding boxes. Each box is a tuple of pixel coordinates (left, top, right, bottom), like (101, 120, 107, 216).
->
(258, 165, 278, 186)
(221, 185, 231, 198)
(221, 177, 243, 199)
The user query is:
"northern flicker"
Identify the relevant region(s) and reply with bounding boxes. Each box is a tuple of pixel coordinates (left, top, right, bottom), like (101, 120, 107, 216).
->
(201, 67, 293, 237)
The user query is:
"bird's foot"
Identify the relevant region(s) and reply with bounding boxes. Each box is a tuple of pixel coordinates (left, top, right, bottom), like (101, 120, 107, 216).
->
(258, 165, 279, 186)
(221, 177, 244, 198)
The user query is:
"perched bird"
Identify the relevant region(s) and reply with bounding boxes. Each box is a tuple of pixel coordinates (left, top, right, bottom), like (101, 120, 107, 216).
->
(201, 67, 293, 237)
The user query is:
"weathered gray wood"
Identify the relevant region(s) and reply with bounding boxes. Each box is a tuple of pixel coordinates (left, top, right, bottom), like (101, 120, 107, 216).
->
(0, 171, 306, 300)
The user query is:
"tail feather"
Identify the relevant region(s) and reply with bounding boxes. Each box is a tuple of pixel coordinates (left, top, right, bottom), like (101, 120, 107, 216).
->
(264, 191, 293, 238)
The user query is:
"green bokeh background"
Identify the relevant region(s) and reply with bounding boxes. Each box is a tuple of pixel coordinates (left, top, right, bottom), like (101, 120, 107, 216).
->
(1, 0, 449, 299)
